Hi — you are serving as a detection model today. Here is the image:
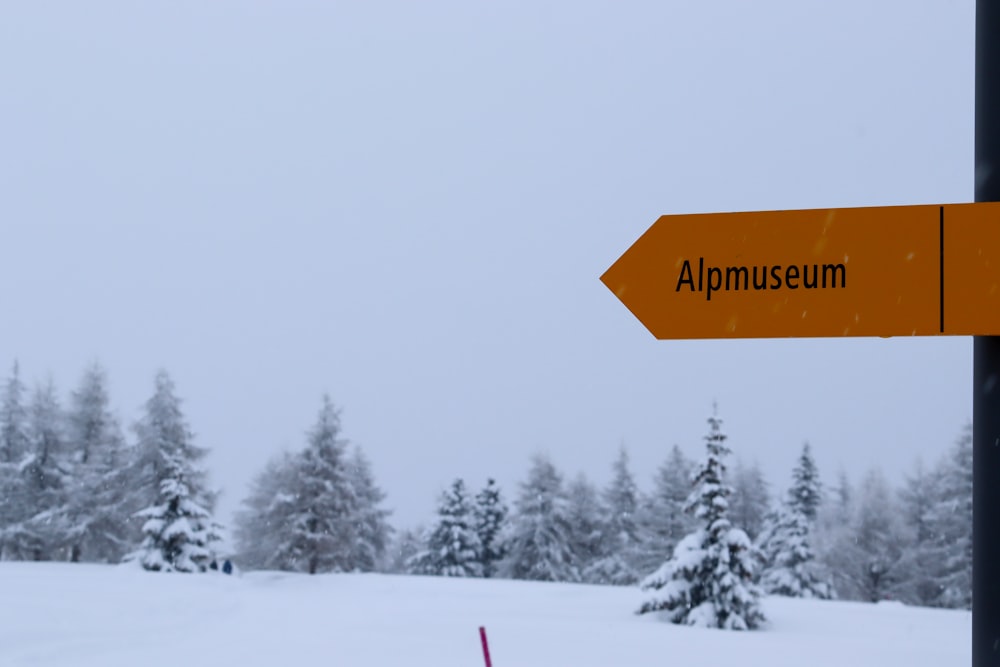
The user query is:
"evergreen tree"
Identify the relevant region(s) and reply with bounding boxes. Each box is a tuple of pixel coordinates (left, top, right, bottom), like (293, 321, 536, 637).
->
(0, 362, 32, 559)
(271, 395, 357, 574)
(130, 371, 219, 572)
(586, 446, 642, 585)
(565, 473, 604, 580)
(727, 459, 771, 542)
(832, 468, 852, 520)
(898, 459, 937, 546)
(635, 444, 694, 577)
(818, 467, 853, 532)
(346, 447, 393, 572)
(388, 526, 425, 574)
(814, 468, 853, 598)
(894, 459, 946, 606)
(638, 410, 765, 630)
(473, 478, 508, 578)
(0, 361, 30, 465)
(855, 469, 910, 601)
(235, 395, 391, 574)
(233, 450, 299, 571)
(500, 454, 579, 582)
(756, 506, 834, 599)
(64, 363, 132, 563)
(9, 381, 71, 560)
(823, 468, 908, 602)
(757, 441, 832, 599)
(409, 478, 482, 577)
(788, 443, 822, 521)
(924, 424, 973, 608)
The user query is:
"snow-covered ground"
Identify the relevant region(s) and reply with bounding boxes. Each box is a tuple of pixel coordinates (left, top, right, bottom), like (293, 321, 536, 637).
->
(0, 562, 969, 666)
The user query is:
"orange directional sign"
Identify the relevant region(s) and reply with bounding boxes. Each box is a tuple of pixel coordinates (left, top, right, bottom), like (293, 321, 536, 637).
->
(601, 203, 1000, 339)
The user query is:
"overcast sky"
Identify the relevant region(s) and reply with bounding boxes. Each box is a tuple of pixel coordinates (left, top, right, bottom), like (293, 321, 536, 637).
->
(0, 1, 977, 530)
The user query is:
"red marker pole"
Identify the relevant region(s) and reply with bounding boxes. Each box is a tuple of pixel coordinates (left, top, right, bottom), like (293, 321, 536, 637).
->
(478, 626, 493, 667)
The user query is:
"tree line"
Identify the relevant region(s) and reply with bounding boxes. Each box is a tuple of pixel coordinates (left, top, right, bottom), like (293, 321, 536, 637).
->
(0, 362, 219, 571)
(0, 361, 394, 575)
(0, 359, 973, 621)
(379, 411, 972, 619)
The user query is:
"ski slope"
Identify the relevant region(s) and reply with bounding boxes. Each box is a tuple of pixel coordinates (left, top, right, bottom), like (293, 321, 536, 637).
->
(0, 562, 969, 666)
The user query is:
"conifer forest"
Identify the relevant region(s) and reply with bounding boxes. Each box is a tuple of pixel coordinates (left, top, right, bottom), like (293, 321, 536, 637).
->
(0, 360, 972, 630)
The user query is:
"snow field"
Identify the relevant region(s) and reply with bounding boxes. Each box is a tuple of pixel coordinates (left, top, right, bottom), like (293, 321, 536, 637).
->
(0, 562, 969, 667)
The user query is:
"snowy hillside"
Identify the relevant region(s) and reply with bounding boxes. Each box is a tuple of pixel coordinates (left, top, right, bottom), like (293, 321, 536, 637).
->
(0, 563, 969, 667)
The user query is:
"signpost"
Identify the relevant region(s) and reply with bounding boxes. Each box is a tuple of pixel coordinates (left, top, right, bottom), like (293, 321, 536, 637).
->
(604, 205, 999, 665)
(601, 203, 1000, 340)
(602, 4, 998, 663)
(974, 3, 1000, 666)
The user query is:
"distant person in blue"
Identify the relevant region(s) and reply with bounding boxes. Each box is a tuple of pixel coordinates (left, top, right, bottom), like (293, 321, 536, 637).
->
(222, 559, 233, 575)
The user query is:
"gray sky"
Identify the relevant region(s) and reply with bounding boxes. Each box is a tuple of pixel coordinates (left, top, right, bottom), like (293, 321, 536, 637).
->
(0, 1, 976, 529)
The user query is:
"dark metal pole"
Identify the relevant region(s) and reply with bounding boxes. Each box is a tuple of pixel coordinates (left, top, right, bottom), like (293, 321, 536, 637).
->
(974, 3, 1000, 665)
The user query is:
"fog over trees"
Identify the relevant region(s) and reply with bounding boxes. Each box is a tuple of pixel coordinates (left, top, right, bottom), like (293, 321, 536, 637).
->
(0, 363, 221, 572)
(0, 360, 975, 617)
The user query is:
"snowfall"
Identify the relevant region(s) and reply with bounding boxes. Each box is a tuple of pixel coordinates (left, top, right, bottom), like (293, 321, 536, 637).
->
(0, 562, 969, 667)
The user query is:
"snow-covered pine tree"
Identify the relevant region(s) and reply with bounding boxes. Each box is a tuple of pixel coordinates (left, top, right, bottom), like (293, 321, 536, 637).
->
(409, 478, 482, 577)
(585, 446, 642, 585)
(924, 424, 972, 608)
(634, 444, 695, 577)
(824, 468, 908, 602)
(727, 459, 770, 542)
(64, 363, 132, 562)
(233, 450, 299, 571)
(833, 468, 852, 517)
(235, 396, 391, 574)
(0, 362, 30, 465)
(565, 473, 604, 580)
(894, 459, 946, 606)
(500, 454, 579, 582)
(813, 467, 853, 595)
(756, 506, 834, 599)
(789, 442, 821, 521)
(817, 468, 857, 532)
(272, 395, 357, 574)
(388, 526, 426, 574)
(898, 459, 937, 549)
(857, 469, 911, 601)
(756, 442, 833, 599)
(638, 410, 765, 630)
(130, 371, 220, 572)
(10, 381, 72, 560)
(473, 478, 508, 578)
(347, 446, 392, 572)
(0, 362, 34, 559)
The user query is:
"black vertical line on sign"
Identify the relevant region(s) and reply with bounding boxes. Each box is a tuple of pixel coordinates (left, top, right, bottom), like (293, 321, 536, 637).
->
(940, 206, 945, 334)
